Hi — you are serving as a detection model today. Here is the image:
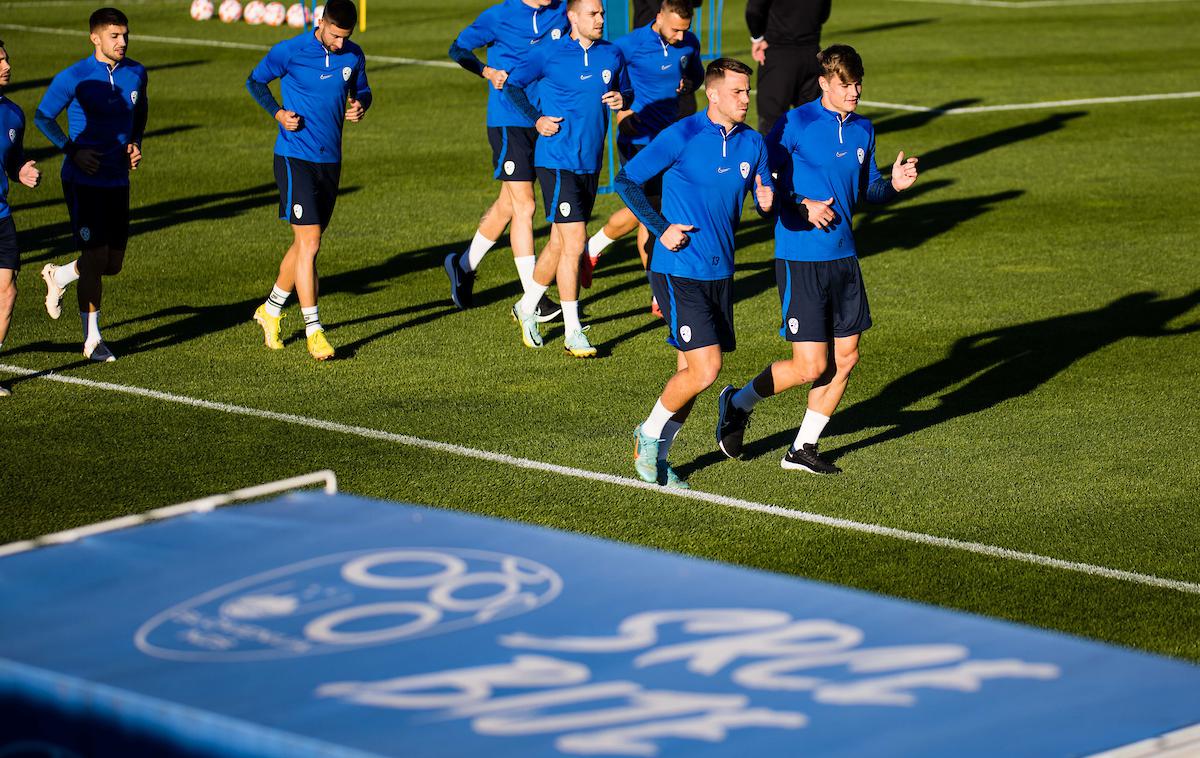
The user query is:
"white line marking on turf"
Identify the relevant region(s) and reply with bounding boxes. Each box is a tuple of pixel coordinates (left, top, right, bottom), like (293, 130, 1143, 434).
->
(3, 362, 1199, 597)
(895, 0, 1199, 7)
(0, 23, 460, 68)
(862, 91, 1200, 114)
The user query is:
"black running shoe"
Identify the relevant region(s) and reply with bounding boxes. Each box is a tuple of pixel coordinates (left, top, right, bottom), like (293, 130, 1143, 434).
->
(534, 293, 562, 323)
(781, 443, 841, 474)
(716, 384, 751, 459)
(444, 251, 475, 309)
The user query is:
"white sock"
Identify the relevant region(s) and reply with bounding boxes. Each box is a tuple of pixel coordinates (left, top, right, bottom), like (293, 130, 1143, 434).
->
(794, 408, 831, 449)
(641, 399, 675, 439)
(301, 305, 322, 337)
(514, 255, 537, 294)
(561, 300, 581, 334)
(519, 281, 548, 315)
(54, 261, 81, 288)
(464, 231, 496, 272)
(658, 419, 683, 461)
(588, 230, 616, 258)
(733, 383, 765, 412)
(264, 285, 290, 317)
(80, 310, 101, 345)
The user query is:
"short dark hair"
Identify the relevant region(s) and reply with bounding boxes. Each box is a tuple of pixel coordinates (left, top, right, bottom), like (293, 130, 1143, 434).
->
(89, 7, 129, 31)
(704, 57, 752, 87)
(322, 0, 357, 30)
(817, 44, 864, 83)
(659, 0, 694, 20)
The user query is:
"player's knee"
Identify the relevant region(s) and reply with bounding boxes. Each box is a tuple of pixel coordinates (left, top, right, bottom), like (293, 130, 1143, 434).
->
(788, 355, 826, 384)
(836, 349, 860, 375)
(297, 239, 321, 258)
(104, 258, 124, 276)
(693, 362, 721, 389)
(0, 279, 15, 311)
(510, 195, 536, 219)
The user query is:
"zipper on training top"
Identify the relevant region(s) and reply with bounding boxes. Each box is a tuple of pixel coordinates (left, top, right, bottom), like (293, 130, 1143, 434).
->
(658, 33, 668, 57)
(106, 61, 118, 89)
(533, 7, 540, 34)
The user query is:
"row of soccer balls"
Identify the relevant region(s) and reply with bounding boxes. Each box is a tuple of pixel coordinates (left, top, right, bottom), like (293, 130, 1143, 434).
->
(190, 0, 326, 27)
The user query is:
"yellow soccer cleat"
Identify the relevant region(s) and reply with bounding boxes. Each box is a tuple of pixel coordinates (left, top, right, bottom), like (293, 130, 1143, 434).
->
(307, 328, 335, 361)
(253, 305, 285, 350)
(564, 327, 597, 358)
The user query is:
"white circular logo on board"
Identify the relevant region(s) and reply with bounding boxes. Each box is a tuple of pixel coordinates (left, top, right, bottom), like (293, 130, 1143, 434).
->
(857, 147, 865, 164)
(551, 28, 561, 40)
(130, 90, 138, 104)
(293, 203, 303, 219)
(788, 317, 799, 334)
(558, 201, 571, 217)
(342, 66, 352, 81)
(503, 160, 515, 176)
(740, 161, 750, 179)
(80, 227, 91, 242)
(679, 325, 692, 343)
(602, 69, 611, 84)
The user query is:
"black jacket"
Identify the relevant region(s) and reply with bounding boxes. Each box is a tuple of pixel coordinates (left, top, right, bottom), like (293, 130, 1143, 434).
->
(746, 0, 831, 47)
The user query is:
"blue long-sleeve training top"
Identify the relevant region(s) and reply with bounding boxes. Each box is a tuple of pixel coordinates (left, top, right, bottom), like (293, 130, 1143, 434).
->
(247, 30, 372, 164)
(450, 0, 568, 128)
(505, 34, 630, 173)
(618, 111, 772, 281)
(35, 55, 148, 188)
(0, 96, 28, 220)
(614, 22, 703, 147)
(768, 97, 896, 262)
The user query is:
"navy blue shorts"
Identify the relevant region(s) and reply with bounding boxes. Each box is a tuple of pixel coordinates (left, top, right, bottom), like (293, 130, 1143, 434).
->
(62, 180, 129, 251)
(536, 168, 599, 224)
(0, 215, 18, 271)
(488, 126, 537, 182)
(776, 256, 872, 342)
(274, 154, 341, 228)
(618, 141, 662, 197)
(648, 271, 736, 352)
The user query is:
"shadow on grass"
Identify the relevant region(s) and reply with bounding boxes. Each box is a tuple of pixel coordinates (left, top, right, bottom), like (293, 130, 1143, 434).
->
(4, 60, 207, 96)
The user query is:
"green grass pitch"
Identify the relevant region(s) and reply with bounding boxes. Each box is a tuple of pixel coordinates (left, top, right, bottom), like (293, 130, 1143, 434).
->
(1, 0, 1198, 660)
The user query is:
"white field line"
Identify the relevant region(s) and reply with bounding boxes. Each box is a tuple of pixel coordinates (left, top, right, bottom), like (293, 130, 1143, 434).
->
(894, 0, 1199, 8)
(3, 362, 1199, 597)
(861, 91, 1200, 114)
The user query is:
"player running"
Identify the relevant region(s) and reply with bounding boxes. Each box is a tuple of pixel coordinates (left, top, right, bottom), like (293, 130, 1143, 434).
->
(246, 0, 371, 361)
(0, 40, 42, 396)
(583, 0, 703, 298)
(621, 58, 772, 487)
(37, 7, 146, 363)
(445, 0, 566, 323)
(503, 0, 629, 357)
(716, 45, 919, 474)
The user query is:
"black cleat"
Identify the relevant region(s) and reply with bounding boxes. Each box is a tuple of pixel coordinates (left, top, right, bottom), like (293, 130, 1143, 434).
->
(444, 251, 476, 309)
(534, 293, 562, 323)
(781, 443, 841, 475)
(716, 384, 751, 459)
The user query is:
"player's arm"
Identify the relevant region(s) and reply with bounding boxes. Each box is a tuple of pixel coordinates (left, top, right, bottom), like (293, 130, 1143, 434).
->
(5, 122, 39, 189)
(682, 38, 704, 93)
(450, 10, 507, 89)
(615, 131, 688, 249)
(128, 73, 147, 170)
(770, 119, 835, 228)
(345, 56, 372, 122)
(505, 55, 560, 136)
(752, 141, 774, 215)
(863, 134, 918, 203)
(247, 42, 300, 131)
(746, 0, 772, 64)
(36, 70, 99, 175)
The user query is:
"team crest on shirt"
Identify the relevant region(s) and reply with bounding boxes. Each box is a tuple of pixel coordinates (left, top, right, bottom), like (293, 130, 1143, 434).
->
(551, 28, 561, 40)
(788, 317, 799, 334)
(857, 147, 865, 164)
(679, 325, 692, 343)
(739, 161, 750, 179)
(559, 201, 571, 217)
(602, 69, 611, 84)
(503, 160, 515, 176)
(293, 204, 304, 219)
(680, 55, 688, 68)
(130, 90, 138, 104)
(6, 129, 13, 143)
(80, 227, 91, 242)
(342, 67, 352, 82)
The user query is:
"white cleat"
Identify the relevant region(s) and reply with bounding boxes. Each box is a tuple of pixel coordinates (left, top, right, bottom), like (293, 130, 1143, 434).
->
(0, 385, 10, 398)
(41, 264, 65, 320)
(84, 340, 117, 362)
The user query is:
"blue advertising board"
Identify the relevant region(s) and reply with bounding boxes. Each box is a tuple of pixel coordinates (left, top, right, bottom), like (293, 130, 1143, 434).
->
(1, 493, 1197, 756)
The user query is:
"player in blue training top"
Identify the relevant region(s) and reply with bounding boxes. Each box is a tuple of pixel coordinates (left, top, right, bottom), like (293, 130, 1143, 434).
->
(716, 45, 919, 474)
(584, 0, 703, 299)
(504, 0, 630, 358)
(0, 40, 43, 397)
(617, 58, 773, 488)
(246, 0, 371, 361)
(36, 7, 147, 363)
(444, 0, 567, 323)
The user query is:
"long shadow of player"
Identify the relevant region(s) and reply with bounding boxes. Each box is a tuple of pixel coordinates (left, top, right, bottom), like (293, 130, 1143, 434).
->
(732, 290, 1200, 465)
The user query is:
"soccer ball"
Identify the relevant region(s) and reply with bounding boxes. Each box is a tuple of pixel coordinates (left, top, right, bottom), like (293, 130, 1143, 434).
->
(263, 1, 286, 26)
(219, 0, 243, 22)
(190, 0, 214, 20)
(243, 0, 265, 23)
(286, 3, 310, 27)
(313, 3, 324, 22)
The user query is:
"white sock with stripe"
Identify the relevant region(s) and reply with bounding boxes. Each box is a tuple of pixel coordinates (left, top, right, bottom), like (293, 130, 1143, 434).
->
(301, 305, 322, 337)
(264, 286, 290, 317)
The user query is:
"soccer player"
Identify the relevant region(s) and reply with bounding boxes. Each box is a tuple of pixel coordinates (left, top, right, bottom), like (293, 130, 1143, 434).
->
(503, 0, 629, 357)
(620, 58, 773, 487)
(582, 0, 703, 294)
(0, 40, 42, 397)
(716, 44, 918, 474)
(444, 0, 566, 323)
(246, 0, 371, 361)
(37, 7, 147, 363)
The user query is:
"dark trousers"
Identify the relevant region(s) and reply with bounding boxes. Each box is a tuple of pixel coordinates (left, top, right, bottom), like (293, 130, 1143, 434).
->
(756, 43, 822, 134)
